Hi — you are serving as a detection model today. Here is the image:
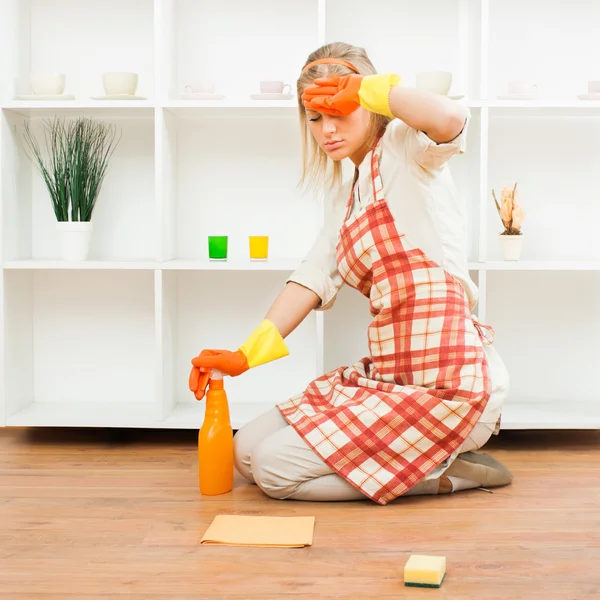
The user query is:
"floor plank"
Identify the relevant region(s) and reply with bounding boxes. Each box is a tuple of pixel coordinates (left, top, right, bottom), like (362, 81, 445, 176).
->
(1, 426, 599, 599)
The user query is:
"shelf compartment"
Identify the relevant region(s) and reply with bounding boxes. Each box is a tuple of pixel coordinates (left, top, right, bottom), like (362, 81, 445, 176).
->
(488, 0, 600, 102)
(159, 112, 322, 262)
(1, 0, 154, 102)
(1, 110, 157, 262)
(2, 102, 154, 118)
(500, 399, 600, 430)
(160, 270, 319, 427)
(165, 0, 318, 102)
(325, 0, 480, 99)
(3, 270, 158, 426)
(486, 115, 600, 262)
(486, 271, 600, 428)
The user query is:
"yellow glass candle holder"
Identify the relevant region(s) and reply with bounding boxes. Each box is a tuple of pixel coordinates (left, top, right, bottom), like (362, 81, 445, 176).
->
(249, 235, 269, 261)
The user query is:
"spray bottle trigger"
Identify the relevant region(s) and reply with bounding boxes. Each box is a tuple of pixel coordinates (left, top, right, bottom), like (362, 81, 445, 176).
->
(194, 369, 211, 400)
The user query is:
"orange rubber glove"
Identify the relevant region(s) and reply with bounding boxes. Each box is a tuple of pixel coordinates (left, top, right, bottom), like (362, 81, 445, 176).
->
(302, 73, 401, 118)
(189, 319, 289, 400)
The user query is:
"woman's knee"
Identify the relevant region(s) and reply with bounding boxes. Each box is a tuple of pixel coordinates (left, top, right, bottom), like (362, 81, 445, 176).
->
(233, 425, 256, 482)
(232, 408, 287, 483)
(250, 435, 297, 500)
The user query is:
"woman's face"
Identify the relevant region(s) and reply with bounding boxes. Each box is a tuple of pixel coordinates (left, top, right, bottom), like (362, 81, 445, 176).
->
(305, 106, 371, 164)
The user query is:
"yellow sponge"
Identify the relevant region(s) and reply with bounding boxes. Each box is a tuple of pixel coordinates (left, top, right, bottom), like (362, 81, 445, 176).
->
(404, 554, 446, 588)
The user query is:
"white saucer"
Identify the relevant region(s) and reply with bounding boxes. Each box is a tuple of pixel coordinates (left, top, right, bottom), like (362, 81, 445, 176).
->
(448, 94, 464, 100)
(250, 93, 294, 100)
(496, 93, 538, 101)
(16, 94, 75, 100)
(181, 93, 225, 100)
(90, 95, 148, 100)
(577, 93, 600, 101)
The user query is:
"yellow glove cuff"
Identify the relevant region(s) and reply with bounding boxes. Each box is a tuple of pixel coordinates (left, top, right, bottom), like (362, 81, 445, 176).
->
(358, 73, 402, 118)
(239, 319, 289, 369)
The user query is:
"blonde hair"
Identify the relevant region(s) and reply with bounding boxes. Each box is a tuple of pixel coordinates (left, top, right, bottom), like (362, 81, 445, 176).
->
(297, 42, 392, 193)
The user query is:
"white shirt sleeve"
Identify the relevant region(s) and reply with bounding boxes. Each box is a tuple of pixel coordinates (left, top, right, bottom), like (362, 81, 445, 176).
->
(285, 184, 349, 311)
(388, 110, 471, 173)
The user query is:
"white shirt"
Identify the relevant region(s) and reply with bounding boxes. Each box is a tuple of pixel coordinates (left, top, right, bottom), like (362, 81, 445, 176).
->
(287, 112, 478, 312)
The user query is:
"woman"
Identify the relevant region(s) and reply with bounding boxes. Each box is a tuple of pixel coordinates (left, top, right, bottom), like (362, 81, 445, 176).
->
(189, 42, 512, 505)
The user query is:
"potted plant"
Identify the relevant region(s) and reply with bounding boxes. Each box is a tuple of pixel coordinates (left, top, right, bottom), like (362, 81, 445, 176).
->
(22, 116, 121, 261)
(492, 182, 525, 261)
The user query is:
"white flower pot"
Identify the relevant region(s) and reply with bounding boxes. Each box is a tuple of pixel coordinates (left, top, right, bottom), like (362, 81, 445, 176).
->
(499, 233, 523, 261)
(56, 221, 93, 261)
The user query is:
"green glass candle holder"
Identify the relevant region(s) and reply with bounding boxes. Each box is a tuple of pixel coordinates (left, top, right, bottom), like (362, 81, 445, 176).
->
(208, 235, 228, 261)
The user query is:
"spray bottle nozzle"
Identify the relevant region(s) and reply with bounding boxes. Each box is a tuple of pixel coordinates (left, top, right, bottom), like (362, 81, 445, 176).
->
(208, 368, 224, 390)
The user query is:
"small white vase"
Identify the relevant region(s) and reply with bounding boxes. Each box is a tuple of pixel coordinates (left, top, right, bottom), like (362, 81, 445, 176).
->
(499, 233, 523, 261)
(56, 221, 93, 261)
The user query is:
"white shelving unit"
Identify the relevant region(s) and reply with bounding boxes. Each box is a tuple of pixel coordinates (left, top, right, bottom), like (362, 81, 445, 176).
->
(1, 0, 599, 430)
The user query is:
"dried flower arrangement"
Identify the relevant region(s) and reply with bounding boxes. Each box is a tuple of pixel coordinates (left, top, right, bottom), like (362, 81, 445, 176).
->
(492, 182, 525, 235)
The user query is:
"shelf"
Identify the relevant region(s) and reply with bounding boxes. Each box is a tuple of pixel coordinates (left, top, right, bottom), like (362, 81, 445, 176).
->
(469, 261, 600, 271)
(500, 401, 600, 430)
(2, 259, 300, 271)
(2, 101, 154, 118)
(160, 258, 299, 271)
(6, 401, 160, 427)
(488, 101, 600, 117)
(162, 401, 274, 430)
(9, 397, 598, 431)
(6, 260, 600, 273)
(2, 0, 600, 432)
(7, 99, 600, 119)
(3, 259, 157, 270)
(163, 100, 298, 119)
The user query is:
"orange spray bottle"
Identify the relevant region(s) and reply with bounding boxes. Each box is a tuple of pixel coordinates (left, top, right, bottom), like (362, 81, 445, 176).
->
(198, 369, 234, 495)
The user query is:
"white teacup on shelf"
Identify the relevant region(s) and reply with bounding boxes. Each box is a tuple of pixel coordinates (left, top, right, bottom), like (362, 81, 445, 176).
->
(587, 80, 600, 94)
(507, 80, 538, 95)
(30, 72, 65, 95)
(185, 81, 215, 94)
(577, 79, 600, 100)
(498, 80, 539, 100)
(102, 72, 138, 96)
(181, 80, 225, 100)
(415, 71, 452, 95)
(260, 80, 290, 94)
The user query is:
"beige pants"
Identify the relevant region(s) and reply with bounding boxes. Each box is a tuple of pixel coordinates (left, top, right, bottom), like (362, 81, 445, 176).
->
(234, 407, 497, 502)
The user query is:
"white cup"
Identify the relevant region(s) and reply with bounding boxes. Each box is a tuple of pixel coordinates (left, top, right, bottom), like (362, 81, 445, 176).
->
(415, 71, 452, 95)
(30, 72, 65, 95)
(102, 72, 138, 96)
(260, 80, 290, 94)
(185, 81, 215, 94)
(507, 80, 538, 95)
(587, 80, 600, 94)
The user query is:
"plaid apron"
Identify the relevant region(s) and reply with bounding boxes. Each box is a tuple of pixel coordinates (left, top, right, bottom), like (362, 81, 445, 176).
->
(277, 136, 493, 505)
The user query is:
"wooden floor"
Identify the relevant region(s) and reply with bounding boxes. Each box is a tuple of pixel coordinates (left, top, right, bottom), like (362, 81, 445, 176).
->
(1, 426, 599, 599)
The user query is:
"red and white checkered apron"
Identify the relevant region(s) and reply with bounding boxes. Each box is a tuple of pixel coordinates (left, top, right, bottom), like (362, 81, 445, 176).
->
(277, 136, 493, 505)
